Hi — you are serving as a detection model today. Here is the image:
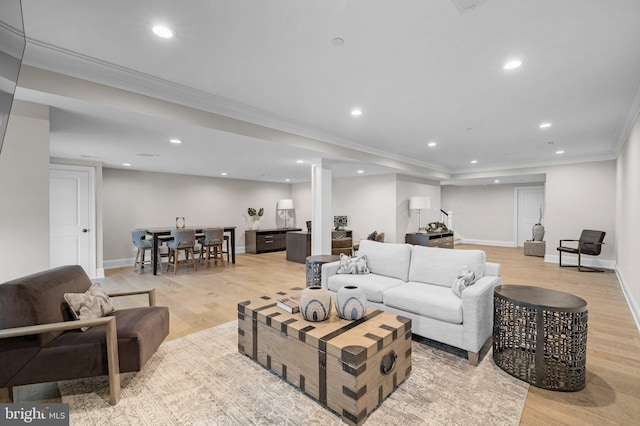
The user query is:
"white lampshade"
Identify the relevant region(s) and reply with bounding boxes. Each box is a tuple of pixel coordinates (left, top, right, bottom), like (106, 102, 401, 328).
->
(409, 196, 431, 210)
(277, 199, 294, 210)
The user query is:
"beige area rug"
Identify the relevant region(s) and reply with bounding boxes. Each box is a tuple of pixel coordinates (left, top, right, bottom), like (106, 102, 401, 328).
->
(59, 321, 528, 425)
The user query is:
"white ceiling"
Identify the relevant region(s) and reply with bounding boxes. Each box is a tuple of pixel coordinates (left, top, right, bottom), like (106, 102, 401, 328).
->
(14, 0, 640, 183)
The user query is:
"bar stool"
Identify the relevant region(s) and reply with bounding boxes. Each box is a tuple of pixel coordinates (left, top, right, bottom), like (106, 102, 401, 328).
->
(166, 229, 198, 274)
(199, 228, 225, 267)
(132, 229, 159, 273)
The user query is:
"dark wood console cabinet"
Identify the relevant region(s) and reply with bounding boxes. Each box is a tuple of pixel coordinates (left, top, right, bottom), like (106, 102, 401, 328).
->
(405, 231, 454, 249)
(245, 228, 301, 254)
(286, 230, 353, 263)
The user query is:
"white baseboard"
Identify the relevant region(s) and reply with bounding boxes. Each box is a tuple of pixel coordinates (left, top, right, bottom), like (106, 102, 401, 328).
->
(616, 266, 640, 334)
(104, 258, 135, 270)
(459, 239, 516, 247)
(543, 254, 617, 270)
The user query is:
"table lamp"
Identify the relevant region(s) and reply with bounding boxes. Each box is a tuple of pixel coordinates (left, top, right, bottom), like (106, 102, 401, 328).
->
(277, 199, 294, 228)
(409, 196, 431, 233)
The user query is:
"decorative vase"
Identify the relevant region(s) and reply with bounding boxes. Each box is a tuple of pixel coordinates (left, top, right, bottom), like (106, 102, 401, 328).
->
(306, 220, 312, 232)
(336, 285, 367, 320)
(532, 223, 545, 241)
(299, 286, 332, 322)
(250, 219, 260, 230)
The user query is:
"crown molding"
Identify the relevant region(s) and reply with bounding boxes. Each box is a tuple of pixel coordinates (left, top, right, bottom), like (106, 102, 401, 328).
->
(23, 37, 449, 175)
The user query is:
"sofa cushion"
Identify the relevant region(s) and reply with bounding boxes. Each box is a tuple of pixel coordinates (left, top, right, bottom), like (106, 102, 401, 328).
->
(327, 273, 405, 303)
(383, 282, 463, 324)
(409, 245, 486, 288)
(357, 240, 412, 282)
(336, 253, 370, 275)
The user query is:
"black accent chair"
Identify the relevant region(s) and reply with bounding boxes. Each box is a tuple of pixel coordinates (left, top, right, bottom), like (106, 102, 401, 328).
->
(557, 229, 606, 272)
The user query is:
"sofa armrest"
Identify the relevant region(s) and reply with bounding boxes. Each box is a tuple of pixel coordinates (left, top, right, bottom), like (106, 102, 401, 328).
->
(108, 288, 156, 306)
(461, 275, 501, 353)
(321, 261, 340, 288)
(485, 262, 501, 277)
(0, 316, 121, 405)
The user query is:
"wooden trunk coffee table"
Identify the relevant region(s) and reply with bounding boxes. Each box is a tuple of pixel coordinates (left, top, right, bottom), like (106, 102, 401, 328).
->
(237, 291, 412, 426)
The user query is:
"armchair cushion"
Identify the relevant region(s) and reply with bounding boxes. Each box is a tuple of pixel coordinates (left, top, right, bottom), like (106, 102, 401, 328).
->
(64, 283, 115, 330)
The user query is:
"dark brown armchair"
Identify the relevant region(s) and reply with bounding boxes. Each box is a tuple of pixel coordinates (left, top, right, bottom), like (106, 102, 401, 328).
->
(557, 229, 606, 272)
(0, 265, 169, 405)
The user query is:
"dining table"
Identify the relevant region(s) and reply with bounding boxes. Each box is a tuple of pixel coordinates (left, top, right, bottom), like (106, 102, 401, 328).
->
(144, 226, 237, 275)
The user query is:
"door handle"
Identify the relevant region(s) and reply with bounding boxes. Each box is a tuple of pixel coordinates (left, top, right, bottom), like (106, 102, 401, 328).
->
(82, 228, 89, 233)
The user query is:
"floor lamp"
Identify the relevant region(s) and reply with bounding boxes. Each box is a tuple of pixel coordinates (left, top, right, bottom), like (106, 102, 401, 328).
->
(277, 199, 294, 229)
(409, 196, 431, 233)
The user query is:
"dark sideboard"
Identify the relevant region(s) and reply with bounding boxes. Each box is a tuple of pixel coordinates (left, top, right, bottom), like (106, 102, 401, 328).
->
(286, 230, 353, 263)
(405, 231, 454, 249)
(245, 228, 301, 254)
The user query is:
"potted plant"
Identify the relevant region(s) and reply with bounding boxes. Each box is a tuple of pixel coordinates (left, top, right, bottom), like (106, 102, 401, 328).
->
(248, 207, 264, 230)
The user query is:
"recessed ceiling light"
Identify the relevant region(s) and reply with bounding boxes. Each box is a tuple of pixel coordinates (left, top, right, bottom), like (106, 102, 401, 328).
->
(539, 122, 552, 129)
(220, 172, 228, 176)
(503, 59, 522, 70)
(357, 170, 364, 174)
(152, 25, 174, 39)
(296, 160, 305, 164)
(494, 179, 500, 183)
(122, 163, 131, 167)
(285, 178, 291, 182)
(428, 142, 437, 147)
(169, 138, 182, 144)
(555, 150, 565, 154)
(470, 160, 478, 164)
(332, 37, 344, 46)
(351, 108, 362, 117)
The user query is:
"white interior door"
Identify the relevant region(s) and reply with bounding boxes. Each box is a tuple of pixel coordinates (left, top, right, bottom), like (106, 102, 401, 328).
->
(50, 164, 95, 277)
(516, 186, 545, 247)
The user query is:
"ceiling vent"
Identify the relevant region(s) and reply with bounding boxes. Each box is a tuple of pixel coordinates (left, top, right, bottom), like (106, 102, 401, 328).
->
(451, 0, 487, 14)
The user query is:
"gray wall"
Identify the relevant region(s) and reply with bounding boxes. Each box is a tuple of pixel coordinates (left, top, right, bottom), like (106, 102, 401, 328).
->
(616, 110, 640, 325)
(441, 161, 616, 262)
(292, 173, 441, 244)
(441, 184, 517, 244)
(102, 168, 292, 264)
(0, 101, 50, 282)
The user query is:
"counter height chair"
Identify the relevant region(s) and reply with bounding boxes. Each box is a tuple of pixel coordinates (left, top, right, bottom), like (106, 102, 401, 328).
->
(166, 229, 197, 274)
(199, 227, 225, 267)
(557, 229, 606, 272)
(132, 229, 159, 273)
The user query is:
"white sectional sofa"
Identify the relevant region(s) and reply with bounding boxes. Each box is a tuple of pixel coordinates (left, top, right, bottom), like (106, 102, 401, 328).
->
(321, 240, 501, 365)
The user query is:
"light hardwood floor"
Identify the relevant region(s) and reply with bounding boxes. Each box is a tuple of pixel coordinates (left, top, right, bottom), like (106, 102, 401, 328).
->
(2, 245, 639, 425)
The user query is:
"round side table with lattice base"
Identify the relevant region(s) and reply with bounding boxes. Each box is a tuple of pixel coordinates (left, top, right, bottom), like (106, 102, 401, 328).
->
(493, 285, 588, 392)
(305, 255, 340, 287)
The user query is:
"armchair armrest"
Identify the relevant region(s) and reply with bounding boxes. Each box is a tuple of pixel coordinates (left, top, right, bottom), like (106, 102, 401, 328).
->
(0, 316, 121, 405)
(559, 239, 579, 245)
(108, 288, 156, 306)
(321, 261, 340, 288)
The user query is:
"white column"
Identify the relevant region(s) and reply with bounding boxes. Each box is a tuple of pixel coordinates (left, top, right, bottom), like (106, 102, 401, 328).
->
(311, 159, 332, 255)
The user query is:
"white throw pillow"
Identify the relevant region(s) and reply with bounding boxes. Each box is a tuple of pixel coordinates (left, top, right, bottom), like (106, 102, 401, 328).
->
(336, 253, 370, 275)
(451, 266, 476, 298)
